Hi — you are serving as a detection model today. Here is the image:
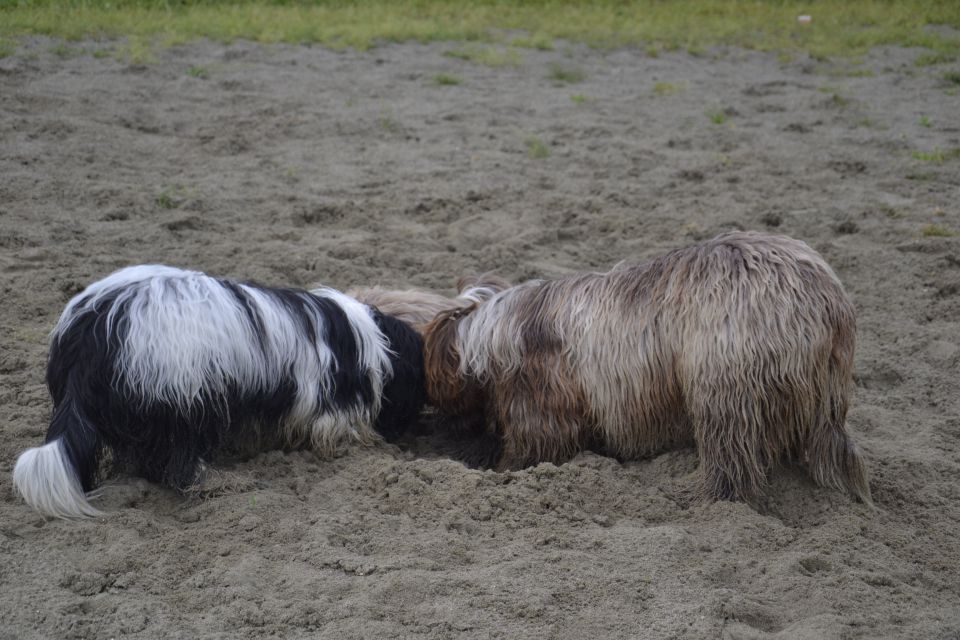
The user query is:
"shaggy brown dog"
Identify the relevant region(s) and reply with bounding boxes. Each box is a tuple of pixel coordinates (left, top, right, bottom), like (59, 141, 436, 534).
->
(423, 232, 871, 504)
(347, 275, 511, 334)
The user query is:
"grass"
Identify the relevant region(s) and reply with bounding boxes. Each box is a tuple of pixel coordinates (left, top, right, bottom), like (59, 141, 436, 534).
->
(918, 115, 932, 128)
(0, 1, 958, 58)
(706, 108, 728, 124)
(380, 112, 398, 132)
(652, 81, 681, 96)
(187, 64, 207, 77)
(912, 148, 960, 163)
(49, 41, 77, 57)
(155, 189, 179, 209)
(570, 93, 588, 104)
(510, 33, 554, 51)
(444, 45, 521, 68)
(115, 35, 156, 64)
(818, 87, 851, 108)
(915, 52, 955, 66)
(526, 135, 549, 159)
(944, 71, 960, 85)
(433, 72, 461, 85)
(921, 224, 955, 237)
(548, 63, 584, 84)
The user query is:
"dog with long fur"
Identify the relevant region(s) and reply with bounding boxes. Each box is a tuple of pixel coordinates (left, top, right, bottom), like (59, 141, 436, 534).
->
(13, 265, 426, 518)
(347, 275, 511, 334)
(424, 232, 871, 504)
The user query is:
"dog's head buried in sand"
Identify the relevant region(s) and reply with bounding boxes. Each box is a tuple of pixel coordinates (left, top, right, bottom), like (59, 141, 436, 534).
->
(13, 265, 427, 519)
(423, 231, 872, 506)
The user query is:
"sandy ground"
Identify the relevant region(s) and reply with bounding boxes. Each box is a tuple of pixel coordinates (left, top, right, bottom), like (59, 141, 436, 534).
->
(1, 36, 959, 639)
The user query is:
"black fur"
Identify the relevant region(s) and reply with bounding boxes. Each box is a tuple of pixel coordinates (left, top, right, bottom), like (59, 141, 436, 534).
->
(40, 273, 426, 500)
(372, 310, 427, 442)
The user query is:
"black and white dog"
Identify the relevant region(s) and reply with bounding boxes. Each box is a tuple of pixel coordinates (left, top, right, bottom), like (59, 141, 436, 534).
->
(13, 265, 425, 518)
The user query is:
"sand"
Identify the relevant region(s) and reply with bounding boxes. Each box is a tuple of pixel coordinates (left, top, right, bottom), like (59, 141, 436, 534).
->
(1, 37, 959, 639)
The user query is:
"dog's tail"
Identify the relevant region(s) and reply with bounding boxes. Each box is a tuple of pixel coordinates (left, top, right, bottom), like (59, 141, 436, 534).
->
(13, 395, 103, 519)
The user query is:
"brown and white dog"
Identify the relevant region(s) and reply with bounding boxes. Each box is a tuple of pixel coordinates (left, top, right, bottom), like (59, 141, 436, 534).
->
(423, 232, 871, 504)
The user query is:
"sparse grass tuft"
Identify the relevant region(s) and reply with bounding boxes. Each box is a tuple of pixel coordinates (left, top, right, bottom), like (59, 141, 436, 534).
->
(526, 135, 549, 159)
(187, 65, 207, 78)
(510, 33, 554, 51)
(878, 204, 902, 218)
(918, 115, 932, 128)
(652, 82, 681, 96)
(49, 42, 77, 57)
(433, 72, 461, 85)
(444, 45, 521, 68)
(912, 148, 960, 163)
(548, 63, 584, 84)
(380, 114, 398, 132)
(570, 93, 588, 104)
(91, 47, 111, 58)
(706, 109, 728, 124)
(116, 36, 156, 65)
(921, 224, 955, 237)
(819, 88, 851, 108)
(905, 172, 936, 181)
(155, 189, 178, 209)
(944, 71, 960, 85)
(915, 52, 955, 66)
(0, 38, 15, 58)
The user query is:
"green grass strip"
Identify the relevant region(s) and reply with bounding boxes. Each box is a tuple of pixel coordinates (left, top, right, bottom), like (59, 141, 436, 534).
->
(1, 1, 959, 56)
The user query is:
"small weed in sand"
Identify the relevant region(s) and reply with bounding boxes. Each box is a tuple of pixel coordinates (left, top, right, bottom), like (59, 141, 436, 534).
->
(653, 82, 681, 96)
(187, 65, 207, 78)
(91, 47, 111, 58)
(510, 33, 554, 51)
(526, 136, 550, 159)
(817, 86, 851, 107)
(116, 37, 156, 65)
(379, 107, 398, 132)
(943, 71, 960, 85)
(433, 73, 461, 86)
(549, 64, 584, 84)
(646, 45, 660, 58)
(444, 46, 521, 69)
(877, 204, 902, 218)
(570, 93, 589, 104)
(0, 39, 14, 58)
(912, 148, 960, 163)
(706, 109, 728, 124)
(921, 224, 955, 237)
(49, 42, 77, 57)
(918, 116, 932, 128)
(155, 189, 179, 209)
(915, 52, 955, 67)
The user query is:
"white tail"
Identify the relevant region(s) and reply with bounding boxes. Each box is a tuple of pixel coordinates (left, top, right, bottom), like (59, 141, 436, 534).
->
(13, 440, 102, 519)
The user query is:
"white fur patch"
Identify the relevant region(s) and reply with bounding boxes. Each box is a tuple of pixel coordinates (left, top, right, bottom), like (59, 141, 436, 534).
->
(13, 440, 102, 519)
(55, 265, 389, 447)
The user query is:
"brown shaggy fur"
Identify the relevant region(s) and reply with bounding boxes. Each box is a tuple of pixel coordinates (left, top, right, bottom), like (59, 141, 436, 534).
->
(347, 275, 511, 334)
(422, 231, 871, 504)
